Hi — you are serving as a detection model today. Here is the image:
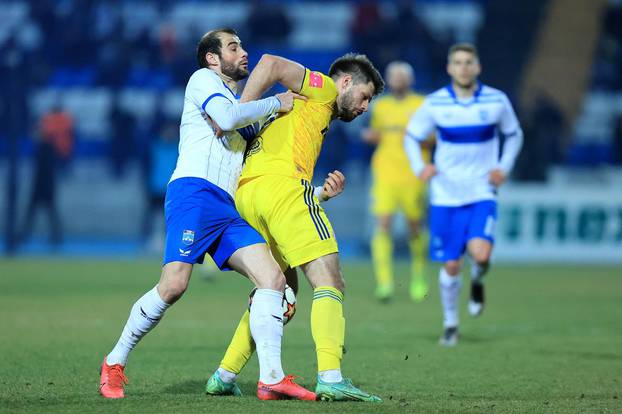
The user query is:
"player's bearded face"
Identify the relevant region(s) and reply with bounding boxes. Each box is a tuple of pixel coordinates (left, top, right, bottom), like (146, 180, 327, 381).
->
(218, 35, 249, 81)
(220, 57, 249, 81)
(337, 82, 374, 122)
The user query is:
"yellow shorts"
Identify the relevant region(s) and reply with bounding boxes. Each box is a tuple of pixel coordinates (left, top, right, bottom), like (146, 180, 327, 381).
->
(235, 175, 339, 271)
(371, 180, 426, 220)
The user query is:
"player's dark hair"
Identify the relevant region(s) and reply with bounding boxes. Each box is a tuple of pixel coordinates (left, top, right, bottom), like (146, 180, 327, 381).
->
(196, 28, 238, 69)
(328, 53, 385, 95)
(448, 43, 479, 60)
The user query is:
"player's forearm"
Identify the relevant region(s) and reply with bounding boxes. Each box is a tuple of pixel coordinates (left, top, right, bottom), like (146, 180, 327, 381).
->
(404, 134, 426, 176)
(204, 97, 280, 131)
(241, 54, 305, 103)
(241, 55, 282, 103)
(497, 128, 524, 174)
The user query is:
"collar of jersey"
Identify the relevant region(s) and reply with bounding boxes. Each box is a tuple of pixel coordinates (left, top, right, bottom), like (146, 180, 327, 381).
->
(222, 80, 240, 100)
(446, 81, 483, 107)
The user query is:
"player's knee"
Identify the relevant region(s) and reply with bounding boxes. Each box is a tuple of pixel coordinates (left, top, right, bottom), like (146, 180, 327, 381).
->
(333, 273, 346, 295)
(256, 266, 286, 291)
(159, 278, 188, 303)
(444, 261, 461, 276)
(471, 251, 491, 266)
(159, 263, 191, 303)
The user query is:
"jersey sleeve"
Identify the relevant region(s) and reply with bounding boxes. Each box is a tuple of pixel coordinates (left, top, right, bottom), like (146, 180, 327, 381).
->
(186, 69, 223, 108)
(188, 70, 280, 131)
(299, 69, 338, 103)
(497, 94, 524, 174)
(498, 94, 520, 135)
(405, 98, 435, 141)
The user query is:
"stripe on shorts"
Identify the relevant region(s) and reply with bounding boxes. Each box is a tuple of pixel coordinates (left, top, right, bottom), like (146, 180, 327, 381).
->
(301, 180, 330, 240)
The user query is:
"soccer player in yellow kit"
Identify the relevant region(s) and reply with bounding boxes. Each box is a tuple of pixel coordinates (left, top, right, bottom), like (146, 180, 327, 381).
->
(361, 61, 430, 302)
(206, 53, 385, 402)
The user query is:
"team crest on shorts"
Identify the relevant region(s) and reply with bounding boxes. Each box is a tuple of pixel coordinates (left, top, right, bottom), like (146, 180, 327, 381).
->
(182, 230, 195, 245)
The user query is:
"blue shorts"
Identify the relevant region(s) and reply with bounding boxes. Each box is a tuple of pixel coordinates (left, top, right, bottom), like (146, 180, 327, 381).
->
(429, 200, 497, 262)
(163, 177, 265, 270)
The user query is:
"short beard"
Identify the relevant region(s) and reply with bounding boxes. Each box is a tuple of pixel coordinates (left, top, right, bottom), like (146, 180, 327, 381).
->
(221, 59, 248, 81)
(336, 90, 356, 122)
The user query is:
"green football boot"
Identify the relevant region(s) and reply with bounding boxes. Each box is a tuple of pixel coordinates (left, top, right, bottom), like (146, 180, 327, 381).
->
(315, 376, 382, 402)
(205, 372, 242, 396)
(375, 283, 394, 302)
(410, 274, 429, 302)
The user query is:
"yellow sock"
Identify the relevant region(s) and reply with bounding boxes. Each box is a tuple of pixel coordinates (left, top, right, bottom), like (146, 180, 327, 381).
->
(371, 230, 393, 287)
(409, 231, 428, 279)
(311, 287, 345, 372)
(219, 309, 255, 374)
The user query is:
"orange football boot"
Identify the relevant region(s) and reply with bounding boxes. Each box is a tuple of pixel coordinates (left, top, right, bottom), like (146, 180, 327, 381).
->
(99, 357, 128, 399)
(257, 375, 317, 401)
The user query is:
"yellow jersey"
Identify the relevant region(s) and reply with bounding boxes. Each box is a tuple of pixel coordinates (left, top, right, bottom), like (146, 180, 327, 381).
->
(241, 69, 337, 183)
(369, 92, 429, 185)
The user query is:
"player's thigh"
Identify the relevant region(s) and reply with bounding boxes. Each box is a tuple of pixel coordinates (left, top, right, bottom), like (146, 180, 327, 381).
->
(466, 201, 496, 255)
(299, 252, 344, 293)
(371, 181, 399, 217)
(398, 183, 426, 222)
(235, 178, 289, 271)
(467, 200, 497, 240)
(163, 178, 231, 267)
(261, 177, 339, 270)
(429, 205, 468, 262)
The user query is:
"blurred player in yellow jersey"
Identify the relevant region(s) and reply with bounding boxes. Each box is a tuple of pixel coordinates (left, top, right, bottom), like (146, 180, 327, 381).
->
(206, 53, 385, 402)
(362, 61, 431, 302)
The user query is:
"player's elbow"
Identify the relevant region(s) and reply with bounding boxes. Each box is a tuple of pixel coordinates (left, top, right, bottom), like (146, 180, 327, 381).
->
(257, 54, 279, 71)
(212, 113, 236, 131)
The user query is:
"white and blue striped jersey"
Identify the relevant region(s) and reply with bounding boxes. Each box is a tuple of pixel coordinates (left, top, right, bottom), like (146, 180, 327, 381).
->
(170, 68, 280, 197)
(405, 83, 523, 206)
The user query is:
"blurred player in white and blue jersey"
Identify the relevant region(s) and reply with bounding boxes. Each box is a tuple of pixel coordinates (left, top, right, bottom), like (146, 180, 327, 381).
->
(99, 28, 316, 401)
(404, 43, 523, 346)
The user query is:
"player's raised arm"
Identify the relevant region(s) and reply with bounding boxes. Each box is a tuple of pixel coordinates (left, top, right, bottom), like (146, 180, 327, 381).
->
(241, 54, 307, 102)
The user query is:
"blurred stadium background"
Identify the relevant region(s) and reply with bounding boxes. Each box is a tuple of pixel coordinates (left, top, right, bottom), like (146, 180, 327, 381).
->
(1, 1, 621, 413)
(0, 0, 621, 265)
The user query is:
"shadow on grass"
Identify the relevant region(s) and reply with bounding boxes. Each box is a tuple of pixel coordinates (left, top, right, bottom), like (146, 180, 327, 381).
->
(162, 379, 258, 397)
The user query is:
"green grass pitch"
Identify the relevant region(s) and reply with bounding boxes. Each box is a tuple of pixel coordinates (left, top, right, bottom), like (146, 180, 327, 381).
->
(1, 259, 620, 413)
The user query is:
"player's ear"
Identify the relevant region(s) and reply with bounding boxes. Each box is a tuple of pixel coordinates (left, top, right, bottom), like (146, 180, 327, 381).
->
(340, 73, 353, 90)
(206, 52, 219, 68)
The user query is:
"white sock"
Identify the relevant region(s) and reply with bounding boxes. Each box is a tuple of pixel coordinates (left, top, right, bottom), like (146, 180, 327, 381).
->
(106, 286, 170, 366)
(217, 367, 237, 384)
(439, 268, 461, 328)
(319, 369, 343, 383)
(249, 289, 285, 385)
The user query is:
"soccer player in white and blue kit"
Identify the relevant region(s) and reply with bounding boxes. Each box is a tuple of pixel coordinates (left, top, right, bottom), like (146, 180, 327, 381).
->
(99, 28, 315, 400)
(404, 43, 523, 346)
